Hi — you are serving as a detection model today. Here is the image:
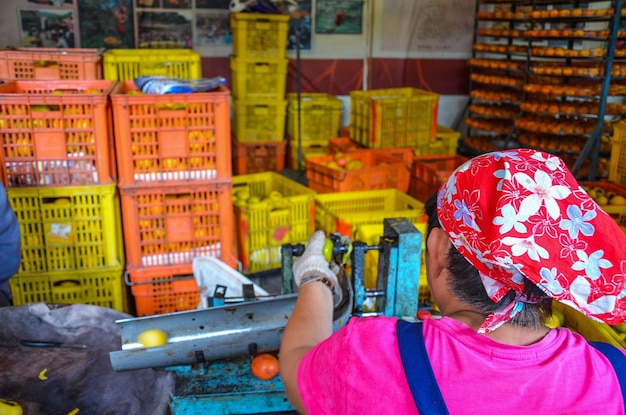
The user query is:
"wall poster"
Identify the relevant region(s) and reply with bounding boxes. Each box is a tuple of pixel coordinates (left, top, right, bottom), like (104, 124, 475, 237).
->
(315, 0, 363, 34)
(18, 8, 76, 48)
(137, 10, 193, 48)
(78, 0, 134, 48)
(195, 10, 231, 46)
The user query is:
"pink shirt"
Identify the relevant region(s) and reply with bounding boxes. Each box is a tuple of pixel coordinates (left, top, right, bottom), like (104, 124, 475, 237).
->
(298, 316, 625, 414)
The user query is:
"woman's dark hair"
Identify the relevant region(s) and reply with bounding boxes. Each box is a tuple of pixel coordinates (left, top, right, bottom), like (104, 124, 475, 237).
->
(424, 191, 552, 328)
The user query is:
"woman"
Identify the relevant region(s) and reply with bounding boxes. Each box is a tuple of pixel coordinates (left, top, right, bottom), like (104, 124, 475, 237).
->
(280, 148, 626, 414)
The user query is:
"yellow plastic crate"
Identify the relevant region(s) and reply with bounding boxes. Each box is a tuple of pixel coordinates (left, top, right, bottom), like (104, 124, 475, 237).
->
(413, 125, 462, 156)
(314, 188, 426, 238)
(350, 87, 439, 148)
(102, 49, 202, 81)
(10, 262, 127, 312)
(287, 93, 343, 141)
(230, 13, 290, 59)
(610, 121, 626, 187)
(233, 172, 316, 273)
(230, 56, 289, 100)
(554, 301, 626, 348)
(232, 99, 288, 142)
(8, 184, 124, 274)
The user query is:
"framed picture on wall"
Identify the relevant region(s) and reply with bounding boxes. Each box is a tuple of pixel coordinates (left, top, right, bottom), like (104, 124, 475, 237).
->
(137, 11, 192, 48)
(27, 0, 73, 5)
(196, 0, 230, 9)
(78, 0, 134, 49)
(315, 0, 363, 34)
(18, 8, 76, 48)
(195, 10, 231, 45)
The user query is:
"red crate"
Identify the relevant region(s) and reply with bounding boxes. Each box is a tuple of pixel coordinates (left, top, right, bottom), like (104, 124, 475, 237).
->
(0, 48, 103, 80)
(232, 138, 287, 174)
(305, 149, 411, 193)
(128, 264, 199, 316)
(409, 155, 469, 202)
(0, 80, 115, 187)
(119, 181, 237, 269)
(110, 81, 232, 186)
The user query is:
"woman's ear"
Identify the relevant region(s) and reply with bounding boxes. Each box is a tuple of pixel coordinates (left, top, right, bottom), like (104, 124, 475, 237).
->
(426, 227, 451, 280)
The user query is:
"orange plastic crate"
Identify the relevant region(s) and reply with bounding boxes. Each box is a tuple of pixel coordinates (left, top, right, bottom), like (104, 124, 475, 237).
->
(329, 137, 363, 153)
(128, 264, 199, 316)
(232, 138, 287, 174)
(305, 149, 411, 193)
(0, 48, 103, 80)
(409, 155, 469, 202)
(119, 181, 236, 269)
(110, 81, 232, 186)
(0, 80, 115, 187)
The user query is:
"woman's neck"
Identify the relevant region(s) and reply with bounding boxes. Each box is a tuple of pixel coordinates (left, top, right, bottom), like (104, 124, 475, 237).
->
(447, 310, 551, 346)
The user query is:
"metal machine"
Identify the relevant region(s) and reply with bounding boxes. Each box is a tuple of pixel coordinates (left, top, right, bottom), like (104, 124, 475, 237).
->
(109, 218, 423, 414)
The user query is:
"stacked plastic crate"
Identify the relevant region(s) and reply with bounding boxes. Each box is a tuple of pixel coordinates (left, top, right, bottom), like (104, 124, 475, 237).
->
(0, 47, 128, 312)
(287, 92, 343, 171)
(230, 12, 290, 174)
(105, 50, 236, 317)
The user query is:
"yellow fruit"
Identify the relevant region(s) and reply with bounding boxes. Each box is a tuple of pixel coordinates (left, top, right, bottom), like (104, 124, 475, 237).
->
(137, 329, 168, 348)
(322, 237, 334, 262)
(610, 195, 626, 206)
(0, 398, 22, 415)
(545, 309, 565, 328)
(597, 195, 609, 205)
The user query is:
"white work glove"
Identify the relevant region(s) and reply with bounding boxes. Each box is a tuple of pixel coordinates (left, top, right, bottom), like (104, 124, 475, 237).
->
(292, 230, 343, 307)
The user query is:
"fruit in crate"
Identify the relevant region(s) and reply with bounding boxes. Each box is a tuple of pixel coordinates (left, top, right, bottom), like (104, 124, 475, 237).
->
(582, 185, 626, 206)
(325, 152, 366, 170)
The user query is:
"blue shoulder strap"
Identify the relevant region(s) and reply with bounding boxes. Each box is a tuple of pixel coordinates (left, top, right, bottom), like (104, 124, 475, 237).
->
(589, 341, 626, 404)
(396, 319, 450, 415)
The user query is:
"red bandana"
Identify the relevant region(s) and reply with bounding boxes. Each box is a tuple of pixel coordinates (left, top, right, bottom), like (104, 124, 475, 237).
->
(437, 149, 626, 332)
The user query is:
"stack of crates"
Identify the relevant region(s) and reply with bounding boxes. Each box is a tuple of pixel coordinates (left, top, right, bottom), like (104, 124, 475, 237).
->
(230, 12, 290, 174)
(110, 80, 236, 317)
(287, 92, 343, 170)
(0, 77, 127, 312)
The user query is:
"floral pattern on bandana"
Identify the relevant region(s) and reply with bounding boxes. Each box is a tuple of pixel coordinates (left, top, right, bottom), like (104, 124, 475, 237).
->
(437, 149, 626, 331)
